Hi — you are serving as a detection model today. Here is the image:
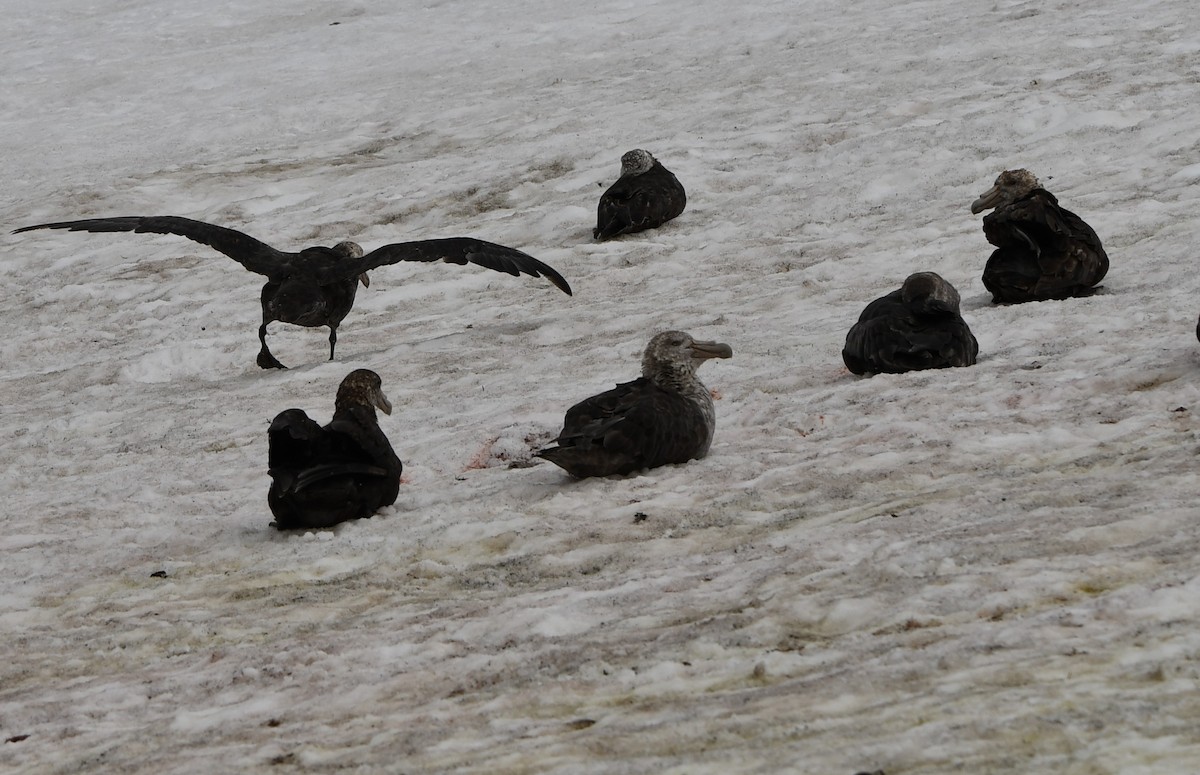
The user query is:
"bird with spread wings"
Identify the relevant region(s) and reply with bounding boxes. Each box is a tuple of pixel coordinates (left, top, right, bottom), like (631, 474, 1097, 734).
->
(14, 215, 572, 368)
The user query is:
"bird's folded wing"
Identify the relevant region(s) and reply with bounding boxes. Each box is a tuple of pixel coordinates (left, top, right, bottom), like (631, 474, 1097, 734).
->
(291, 462, 392, 492)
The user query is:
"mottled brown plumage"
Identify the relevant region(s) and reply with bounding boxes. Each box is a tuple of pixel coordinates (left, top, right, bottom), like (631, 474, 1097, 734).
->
(14, 215, 572, 368)
(971, 170, 1108, 303)
(537, 331, 732, 478)
(268, 369, 402, 530)
(843, 272, 978, 375)
(593, 150, 686, 240)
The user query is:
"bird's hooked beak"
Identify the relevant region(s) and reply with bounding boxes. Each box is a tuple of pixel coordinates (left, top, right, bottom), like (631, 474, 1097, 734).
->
(359, 272, 371, 288)
(373, 388, 393, 416)
(970, 185, 1004, 215)
(690, 340, 733, 361)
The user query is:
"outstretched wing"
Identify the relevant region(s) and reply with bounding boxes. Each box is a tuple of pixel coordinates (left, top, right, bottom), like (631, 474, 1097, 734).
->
(340, 238, 572, 295)
(13, 216, 288, 279)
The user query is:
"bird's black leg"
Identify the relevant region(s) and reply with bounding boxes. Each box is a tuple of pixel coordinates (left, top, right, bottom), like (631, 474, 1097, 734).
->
(328, 326, 338, 361)
(257, 320, 287, 370)
(257, 285, 287, 369)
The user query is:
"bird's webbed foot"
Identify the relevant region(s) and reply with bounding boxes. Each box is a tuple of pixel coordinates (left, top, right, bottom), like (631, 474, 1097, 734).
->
(257, 348, 288, 370)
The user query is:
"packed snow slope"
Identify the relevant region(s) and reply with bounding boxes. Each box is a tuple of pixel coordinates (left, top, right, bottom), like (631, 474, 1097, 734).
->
(2, 0, 1200, 772)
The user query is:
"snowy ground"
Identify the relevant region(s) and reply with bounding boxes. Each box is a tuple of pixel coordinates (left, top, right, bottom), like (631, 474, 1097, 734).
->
(3, 0, 1200, 772)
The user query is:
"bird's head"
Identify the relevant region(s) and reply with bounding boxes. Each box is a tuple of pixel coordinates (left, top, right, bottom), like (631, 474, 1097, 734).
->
(970, 169, 1041, 214)
(901, 271, 961, 314)
(620, 149, 657, 177)
(641, 330, 733, 389)
(332, 241, 370, 287)
(335, 368, 393, 416)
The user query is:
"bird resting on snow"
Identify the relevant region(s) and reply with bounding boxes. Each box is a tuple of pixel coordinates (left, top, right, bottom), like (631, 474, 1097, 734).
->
(842, 272, 978, 375)
(593, 150, 686, 240)
(970, 169, 1108, 303)
(268, 368, 402, 530)
(537, 330, 732, 478)
(14, 215, 572, 369)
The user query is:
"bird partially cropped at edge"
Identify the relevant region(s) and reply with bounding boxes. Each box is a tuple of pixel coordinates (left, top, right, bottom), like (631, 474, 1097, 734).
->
(593, 149, 686, 240)
(970, 169, 1109, 303)
(537, 330, 732, 478)
(842, 272, 979, 375)
(267, 368, 402, 530)
(13, 215, 573, 369)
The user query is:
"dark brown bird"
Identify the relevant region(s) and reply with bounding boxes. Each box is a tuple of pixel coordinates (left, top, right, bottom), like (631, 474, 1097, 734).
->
(14, 215, 572, 368)
(970, 169, 1108, 303)
(842, 272, 978, 375)
(267, 369, 402, 530)
(593, 150, 686, 240)
(537, 330, 732, 478)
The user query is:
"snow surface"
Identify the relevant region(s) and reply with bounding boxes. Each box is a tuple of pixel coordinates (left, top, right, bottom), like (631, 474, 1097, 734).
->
(2, 0, 1200, 772)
